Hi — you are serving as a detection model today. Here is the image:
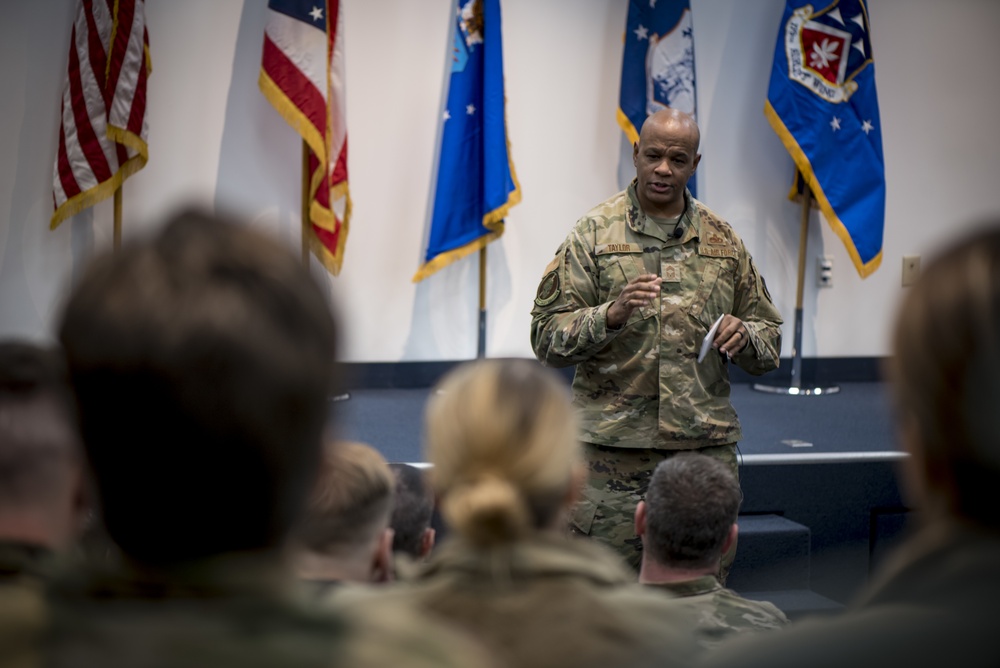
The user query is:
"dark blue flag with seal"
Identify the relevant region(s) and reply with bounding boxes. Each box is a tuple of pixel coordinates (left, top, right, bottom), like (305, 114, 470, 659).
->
(618, 0, 697, 197)
(413, 0, 520, 282)
(766, 0, 885, 278)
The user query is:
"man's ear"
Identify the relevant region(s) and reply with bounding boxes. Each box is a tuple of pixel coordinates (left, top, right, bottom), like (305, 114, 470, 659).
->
(634, 500, 647, 539)
(720, 523, 738, 556)
(632, 141, 640, 166)
(371, 528, 395, 583)
(692, 153, 702, 172)
(419, 527, 436, 559)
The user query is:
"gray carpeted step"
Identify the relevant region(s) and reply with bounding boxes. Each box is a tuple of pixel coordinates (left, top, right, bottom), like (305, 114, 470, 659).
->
(727, 514, 811, 592)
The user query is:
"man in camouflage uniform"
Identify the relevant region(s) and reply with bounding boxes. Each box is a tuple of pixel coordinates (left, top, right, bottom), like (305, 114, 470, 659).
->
(637, 453, 786, 650)
(530, 109, 782, 574)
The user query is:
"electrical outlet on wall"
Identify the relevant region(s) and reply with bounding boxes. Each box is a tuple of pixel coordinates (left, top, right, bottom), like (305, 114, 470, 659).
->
(817, 255, 834, 288)
(902, 255, 921, 287)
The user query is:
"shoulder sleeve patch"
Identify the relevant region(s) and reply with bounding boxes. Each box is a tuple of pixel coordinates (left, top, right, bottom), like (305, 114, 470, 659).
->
(534, 270, 561, 307)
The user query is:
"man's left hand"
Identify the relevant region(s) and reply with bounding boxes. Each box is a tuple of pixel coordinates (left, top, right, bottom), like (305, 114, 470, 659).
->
(714, 315, 749, 357)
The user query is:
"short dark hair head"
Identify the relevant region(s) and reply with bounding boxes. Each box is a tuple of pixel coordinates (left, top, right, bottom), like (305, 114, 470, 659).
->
(388, 463, 434, 557)
(643, 453, 741, 569)
(887, 224, 1000, 525)
(58, 209, 338, 564)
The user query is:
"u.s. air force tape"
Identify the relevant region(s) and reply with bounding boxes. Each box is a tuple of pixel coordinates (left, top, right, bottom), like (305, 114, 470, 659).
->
(534, 270, 560, 306)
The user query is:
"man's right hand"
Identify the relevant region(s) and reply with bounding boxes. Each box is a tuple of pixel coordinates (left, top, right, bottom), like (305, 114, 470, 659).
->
(606, 274, 662, 329)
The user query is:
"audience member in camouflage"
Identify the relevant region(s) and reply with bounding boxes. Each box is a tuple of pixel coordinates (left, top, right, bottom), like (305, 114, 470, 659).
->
(574, 442, 738, 571)
(637, 454, 786, 651)
(44, 211, 493, 668)
(531, 109, 781, 573)
(355, 359, 699, 668)
(706, 225, 1000, 668)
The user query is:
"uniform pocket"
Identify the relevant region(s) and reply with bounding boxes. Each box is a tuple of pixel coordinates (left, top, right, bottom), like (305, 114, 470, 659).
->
(686, 259, 734, 329)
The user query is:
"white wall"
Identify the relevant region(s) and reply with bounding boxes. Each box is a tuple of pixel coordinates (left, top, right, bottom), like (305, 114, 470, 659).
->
(2, 0, 999, 361)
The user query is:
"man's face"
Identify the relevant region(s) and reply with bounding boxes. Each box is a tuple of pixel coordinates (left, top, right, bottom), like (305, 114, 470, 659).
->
(632, 118, 701, 218)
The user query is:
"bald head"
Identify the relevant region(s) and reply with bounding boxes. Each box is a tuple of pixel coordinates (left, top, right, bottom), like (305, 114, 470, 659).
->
(639, 109, 701, 152)
(633, 109, 702, 218)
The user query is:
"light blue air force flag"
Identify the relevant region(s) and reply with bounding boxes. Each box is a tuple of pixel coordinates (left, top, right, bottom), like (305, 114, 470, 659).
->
(617, 0, 697, 196)
(413, 0, 520, 282)
(766, 0, 885, 278)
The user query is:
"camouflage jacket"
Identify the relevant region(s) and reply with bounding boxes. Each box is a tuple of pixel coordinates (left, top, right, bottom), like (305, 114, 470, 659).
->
(530, 184, 782, 449)
(41, 550, 495, 668)
(647, 575, 787, 650)
(345, 532, 699, 668)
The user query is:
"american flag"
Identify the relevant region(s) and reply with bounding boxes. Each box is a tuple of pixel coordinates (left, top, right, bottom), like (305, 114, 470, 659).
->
(51, 0, 150, 230)
(260, 0, 351, 276)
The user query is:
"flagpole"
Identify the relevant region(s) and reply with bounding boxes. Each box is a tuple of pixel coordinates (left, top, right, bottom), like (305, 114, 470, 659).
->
(113, 186, 122, 252)
(300, 140, 310, 266)
(753, 176, 839, 396)
(477, 247, 487, 359)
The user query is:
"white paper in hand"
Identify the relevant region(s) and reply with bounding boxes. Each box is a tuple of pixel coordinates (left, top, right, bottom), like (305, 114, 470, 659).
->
(698, 314, 726, 363)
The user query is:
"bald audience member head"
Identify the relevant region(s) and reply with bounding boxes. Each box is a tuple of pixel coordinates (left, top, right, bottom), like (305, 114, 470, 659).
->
(636, 453, 741, 581)
(292, 441, 396, 584)
(0, 342, 84, 550)
(388, 463, 436, 560)
(58, 209, 338, 565)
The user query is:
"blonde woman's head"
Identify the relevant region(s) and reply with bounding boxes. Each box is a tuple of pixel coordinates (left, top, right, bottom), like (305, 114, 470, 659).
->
(425, 359, 581, 546)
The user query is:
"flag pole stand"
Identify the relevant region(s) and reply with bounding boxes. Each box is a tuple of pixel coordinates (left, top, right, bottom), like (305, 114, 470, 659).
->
(753, 180, 839, 396)
(113, 186, 122, 253)
(477, 246, 487, 359)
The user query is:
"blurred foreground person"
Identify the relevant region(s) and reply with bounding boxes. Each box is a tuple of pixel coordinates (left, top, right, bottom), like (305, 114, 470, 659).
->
(387, 463, 436, 565)
(637, 453, 786, 650)
(293, 441, 396, 589)
(707, 225, 1000, 668)
(0, 342, 84, 665)
(47, 210, 493, 668)
(360, 359, 698, 668)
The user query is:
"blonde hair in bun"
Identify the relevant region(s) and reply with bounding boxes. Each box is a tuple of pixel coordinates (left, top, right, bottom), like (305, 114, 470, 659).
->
(425, 359, 580, 546)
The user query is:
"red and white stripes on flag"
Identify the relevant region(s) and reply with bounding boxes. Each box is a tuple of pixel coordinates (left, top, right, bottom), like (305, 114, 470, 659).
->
(259, 0, 351, 276)
(51, 0, 150, 230)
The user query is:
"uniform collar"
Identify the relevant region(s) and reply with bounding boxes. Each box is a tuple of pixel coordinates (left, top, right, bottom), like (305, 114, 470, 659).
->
(625, 181, 701, 244)
(645, 574, 721, 597)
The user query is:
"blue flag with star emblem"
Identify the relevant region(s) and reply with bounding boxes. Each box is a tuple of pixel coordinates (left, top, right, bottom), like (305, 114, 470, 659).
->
(766, 0, 885, 278)
(618, 0, 697, 197)
(413, 0, 520, 282)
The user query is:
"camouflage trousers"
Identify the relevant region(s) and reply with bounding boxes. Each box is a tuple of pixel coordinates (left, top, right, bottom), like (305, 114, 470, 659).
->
(570, 442, 740, 583)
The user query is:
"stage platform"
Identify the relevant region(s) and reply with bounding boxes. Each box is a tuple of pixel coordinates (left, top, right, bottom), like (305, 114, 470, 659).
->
(333, 381, 901, 465)
(332, 379, 912, 607)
